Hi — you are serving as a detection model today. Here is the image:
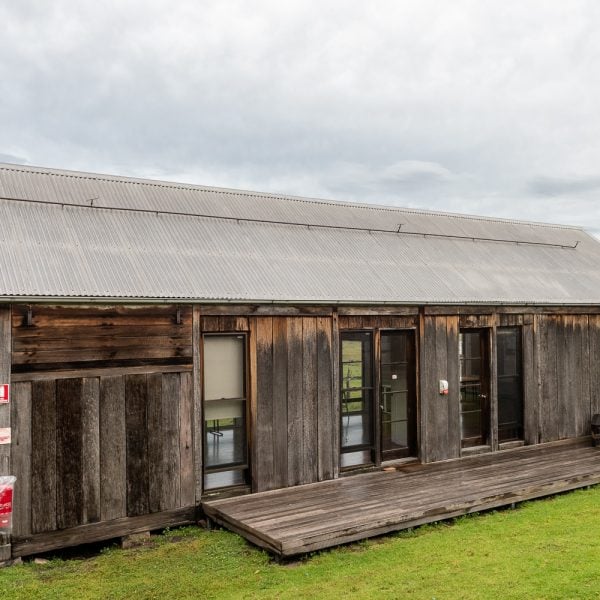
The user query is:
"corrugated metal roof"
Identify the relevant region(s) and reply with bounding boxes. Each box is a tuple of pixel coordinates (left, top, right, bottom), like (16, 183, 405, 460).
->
(1, 162, 600, 304)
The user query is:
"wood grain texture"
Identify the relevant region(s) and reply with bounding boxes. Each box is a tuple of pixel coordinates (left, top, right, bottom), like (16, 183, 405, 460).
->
(100, 376, 127, 521)
(56, 378, 84, 529)
(179, 372, 195, 507)
(125, 374, 149, 517)
(286, 318, 303, 487)
(590, 315, 600, 417)
(317, 317, 334, 481)
(10, 382, 32, 537)
(271, 318, 288, 490)
(31, 380, 57, 533)
(12, 305, 193, 372)
(192, 306, 203, 502)
(81, 378, 100, 524)
(522, 322, 537, 444)
(255, 317, 274, 491)
(0, 306, 10, 476)
(161, 373, 181, 510)
(204, 438, 599, 558)
(301, 318, 319, 485)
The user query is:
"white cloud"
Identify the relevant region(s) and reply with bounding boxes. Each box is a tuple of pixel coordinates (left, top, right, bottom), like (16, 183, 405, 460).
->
(1, 1, 600, 236)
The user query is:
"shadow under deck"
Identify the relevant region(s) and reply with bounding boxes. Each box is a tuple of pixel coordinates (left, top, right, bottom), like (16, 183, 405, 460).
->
(202, 438, 600, 557)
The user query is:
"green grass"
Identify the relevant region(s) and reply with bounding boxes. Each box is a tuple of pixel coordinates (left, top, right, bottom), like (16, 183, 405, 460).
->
(2, 486, 599, 599)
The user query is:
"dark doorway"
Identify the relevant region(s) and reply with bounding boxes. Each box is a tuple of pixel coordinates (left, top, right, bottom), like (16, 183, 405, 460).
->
(380, 331, 417, 460)
(459, 329, 490, 448)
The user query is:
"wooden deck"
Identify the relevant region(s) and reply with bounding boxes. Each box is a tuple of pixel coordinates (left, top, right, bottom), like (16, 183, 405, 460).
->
(203, 438, 600, 557)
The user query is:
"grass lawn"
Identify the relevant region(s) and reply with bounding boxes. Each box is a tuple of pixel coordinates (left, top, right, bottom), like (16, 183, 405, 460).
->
(1, 485, 599, 599)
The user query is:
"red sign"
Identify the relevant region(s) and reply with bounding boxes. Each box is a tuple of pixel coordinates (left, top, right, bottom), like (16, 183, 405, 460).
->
(0, 384, 8, 404)
(0, 485, 13, 529)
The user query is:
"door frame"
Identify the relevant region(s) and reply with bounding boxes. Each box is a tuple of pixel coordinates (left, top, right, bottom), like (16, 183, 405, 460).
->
(459, 327, 491, 449)
(339, 327, 419, 469)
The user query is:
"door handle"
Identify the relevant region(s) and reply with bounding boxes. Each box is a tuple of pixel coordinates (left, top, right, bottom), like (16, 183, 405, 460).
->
(479, 394, 487, 400)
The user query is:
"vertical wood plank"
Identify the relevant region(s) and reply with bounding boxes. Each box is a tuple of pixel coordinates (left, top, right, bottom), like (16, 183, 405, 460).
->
(302, 318, 319, 484)
(56, 378, 84, 529)
(99, 375, 127, 521)
(522, 320, 537, 445)
(434, 317, 449, 460)
(272, 318, 288, 489)
(81, 377, 100, 524)
(317, 316, 333, 481)
(446, 316, 460, 458)
(248, 317, 259, 491)
(539, 316, 559, 442)
(179, 372, 195, 506)
(192, 306, 203, 502)
(125, 374, 149, 517)
(31, 380, 57, 533)
(0, 306, 10, 476)
(286, 317, 303, 487)
(10, 382, 32, 537)
(0, 306, 9, 559)
(161, 373, 181, 510)
(590, 315, 600, 417)
(575, 316, 590, 436)
(557, 316, 573, 439)
(331, 311, 340, 478)
(255, 317, 274, 491)
(147, 372, 163, 513)
(421, 315, 437, 463)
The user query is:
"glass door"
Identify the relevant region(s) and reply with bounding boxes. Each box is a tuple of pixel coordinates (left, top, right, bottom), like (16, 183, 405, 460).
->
(380, 331, 417, 460)
(459, 330, 490, 448)
(340, 331, 374, 468)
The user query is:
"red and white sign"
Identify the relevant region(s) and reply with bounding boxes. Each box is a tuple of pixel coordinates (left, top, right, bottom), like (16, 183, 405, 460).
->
(0, 384, 8, 404)
(0, 476, 15, 530)
(0, 428, 10, 445)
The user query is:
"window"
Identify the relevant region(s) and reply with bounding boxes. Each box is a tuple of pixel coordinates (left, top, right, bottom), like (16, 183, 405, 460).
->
(497, 328, 523, 442)
(340, 331, 374, 467)
(203, 335, 248, 489)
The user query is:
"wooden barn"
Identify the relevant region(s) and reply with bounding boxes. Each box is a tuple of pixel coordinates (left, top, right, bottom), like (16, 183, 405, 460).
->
(1, 162, 599, 561)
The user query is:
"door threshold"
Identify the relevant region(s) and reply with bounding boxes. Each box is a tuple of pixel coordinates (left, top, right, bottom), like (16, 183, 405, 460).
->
(381, 456, 420, 468)
(461, 445, 492, 457)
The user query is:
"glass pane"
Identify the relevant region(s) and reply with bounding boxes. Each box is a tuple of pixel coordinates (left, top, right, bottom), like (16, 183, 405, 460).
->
(461, 410, 481, 440)
(341, 390, 372, 447)
(381, 364, 408, 392)
(497, 328, 523, 442)
(204, 470, 246, 490)
(341, 332, 373, 452)
(205, 414, 246, 467)
(460, 330, 487, 446)
(204, 336, 244, 400)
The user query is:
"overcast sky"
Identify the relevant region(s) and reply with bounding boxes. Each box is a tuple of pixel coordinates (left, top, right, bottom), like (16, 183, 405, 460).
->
(1, 1, 600, 235)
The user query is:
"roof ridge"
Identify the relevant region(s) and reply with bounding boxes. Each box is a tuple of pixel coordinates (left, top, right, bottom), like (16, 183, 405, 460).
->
(0, 162, 584, 232)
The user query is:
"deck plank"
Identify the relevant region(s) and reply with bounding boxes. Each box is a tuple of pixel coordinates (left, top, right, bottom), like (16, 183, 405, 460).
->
(203, 439, 600, 557)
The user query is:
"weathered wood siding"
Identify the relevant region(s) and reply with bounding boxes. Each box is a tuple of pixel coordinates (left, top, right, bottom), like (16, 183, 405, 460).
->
(252, 316, 334, 492)
(12, 305, 192, 372)
(9, 305, 195, 545)
(10, 371, 194, 539)
(421, 315, 461, 462)
(535, 314, 593, 442)
(0, 306, 11, 561)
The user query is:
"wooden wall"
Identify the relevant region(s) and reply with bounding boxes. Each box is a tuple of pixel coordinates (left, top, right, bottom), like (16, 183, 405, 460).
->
(3, 302, 600, 557)
(535, 315, 593, 442)
(421, 315, 461, 462)
(252, 316, 335, 492)
(10, 370, 194, 539)
(0, 306, 11, 561)
(11, 305, 192, 372)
